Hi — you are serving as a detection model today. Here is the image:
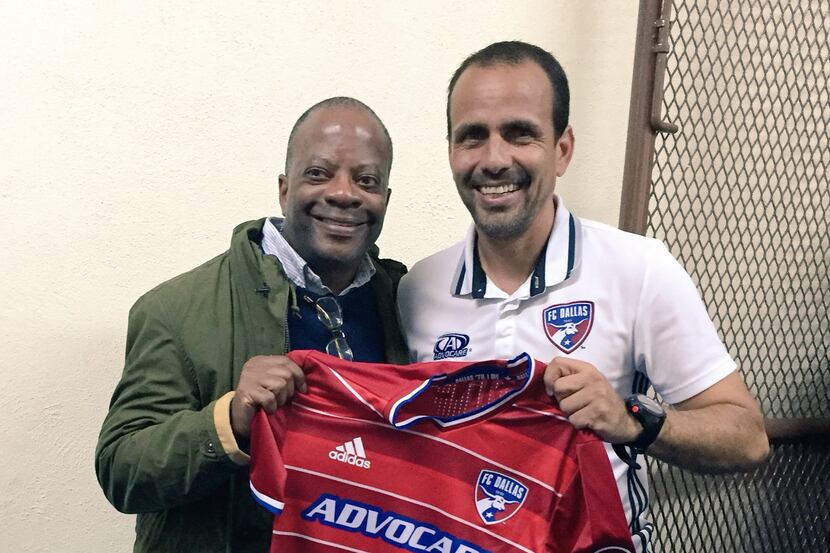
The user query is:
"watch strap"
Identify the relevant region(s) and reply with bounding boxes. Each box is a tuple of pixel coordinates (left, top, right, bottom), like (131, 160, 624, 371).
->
(625, 394, 666, 453)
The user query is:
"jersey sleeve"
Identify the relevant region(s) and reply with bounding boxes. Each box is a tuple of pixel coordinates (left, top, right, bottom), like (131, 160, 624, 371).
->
(633, 241, 737, 404)
(249, 409, 288, 515)
(549, 439, 635, 553)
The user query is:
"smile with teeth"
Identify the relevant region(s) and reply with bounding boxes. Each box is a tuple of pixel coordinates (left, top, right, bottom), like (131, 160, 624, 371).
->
(313, 215, 365, 227)
(476, 183, 521, 195)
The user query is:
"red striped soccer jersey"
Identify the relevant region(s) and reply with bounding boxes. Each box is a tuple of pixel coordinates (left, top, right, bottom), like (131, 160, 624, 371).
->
(249, 350, 635, 553)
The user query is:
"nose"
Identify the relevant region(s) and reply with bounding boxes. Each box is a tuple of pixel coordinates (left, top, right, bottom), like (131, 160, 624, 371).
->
(480, 136, 511, 179)
(324, 171, 361, 208)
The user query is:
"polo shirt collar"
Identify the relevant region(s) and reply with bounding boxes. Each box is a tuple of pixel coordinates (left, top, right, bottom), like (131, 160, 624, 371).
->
(451, 196, 581, 299)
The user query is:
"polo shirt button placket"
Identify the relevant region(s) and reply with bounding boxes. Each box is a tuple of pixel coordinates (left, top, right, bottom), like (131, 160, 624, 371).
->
(495, 300, 518, 359)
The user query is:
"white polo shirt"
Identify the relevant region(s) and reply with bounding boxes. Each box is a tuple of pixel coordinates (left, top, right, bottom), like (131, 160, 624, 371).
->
(397, 196, 736, 552)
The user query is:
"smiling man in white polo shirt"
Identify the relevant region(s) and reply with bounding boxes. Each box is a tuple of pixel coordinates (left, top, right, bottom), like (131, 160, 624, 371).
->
(397, 41, 770, 551)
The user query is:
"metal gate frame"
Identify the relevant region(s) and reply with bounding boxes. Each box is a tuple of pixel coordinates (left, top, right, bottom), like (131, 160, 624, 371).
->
(618, 0, 830, 444)
(618, 0, 830, 550)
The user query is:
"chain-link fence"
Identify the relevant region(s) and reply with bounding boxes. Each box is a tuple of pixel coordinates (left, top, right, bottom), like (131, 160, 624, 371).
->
(645, 1, 829, 551)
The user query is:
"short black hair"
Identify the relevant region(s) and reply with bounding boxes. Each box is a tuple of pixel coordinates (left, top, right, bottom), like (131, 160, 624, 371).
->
(446, 41, 570, 140)
(285, 96, 393, 173)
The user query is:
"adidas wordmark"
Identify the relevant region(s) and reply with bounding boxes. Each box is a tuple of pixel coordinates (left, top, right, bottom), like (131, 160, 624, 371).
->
(328, 437, 371, 469)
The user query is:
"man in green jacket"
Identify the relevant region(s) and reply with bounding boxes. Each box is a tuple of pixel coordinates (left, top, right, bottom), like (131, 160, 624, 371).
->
(95, 97, 409, 553)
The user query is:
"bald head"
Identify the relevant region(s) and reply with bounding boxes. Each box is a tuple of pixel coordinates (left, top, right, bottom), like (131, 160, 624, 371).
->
(285, 97, 393, 173)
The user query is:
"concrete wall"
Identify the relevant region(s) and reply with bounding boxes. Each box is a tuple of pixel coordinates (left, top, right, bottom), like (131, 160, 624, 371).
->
(0, 1, 638, 551)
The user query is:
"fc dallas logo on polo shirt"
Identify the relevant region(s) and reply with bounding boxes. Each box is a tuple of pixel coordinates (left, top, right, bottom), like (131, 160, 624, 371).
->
(542, 301, 594, 353)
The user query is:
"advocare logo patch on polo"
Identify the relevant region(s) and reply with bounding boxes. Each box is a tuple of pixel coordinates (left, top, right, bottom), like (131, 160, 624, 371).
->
(542, 301, 594, 353)
(433, 332, 470, 360)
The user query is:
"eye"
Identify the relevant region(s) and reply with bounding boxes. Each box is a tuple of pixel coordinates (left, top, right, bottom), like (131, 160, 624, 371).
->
(356, 174, 381, 189)
(504, 125, 537, 144)
(305, 167, 329, 181)
(453, 125, 488, 147)
(462, 137, 484, 147)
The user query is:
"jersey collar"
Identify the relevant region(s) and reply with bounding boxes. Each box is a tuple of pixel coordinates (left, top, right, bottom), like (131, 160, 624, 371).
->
(451, 196, 581, 299)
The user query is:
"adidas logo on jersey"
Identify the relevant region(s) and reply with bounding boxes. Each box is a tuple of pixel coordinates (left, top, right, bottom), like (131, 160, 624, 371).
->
(329, 437, 371, 469)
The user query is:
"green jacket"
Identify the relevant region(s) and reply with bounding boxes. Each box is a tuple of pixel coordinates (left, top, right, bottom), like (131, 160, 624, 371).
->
(95, 219, 409, 553)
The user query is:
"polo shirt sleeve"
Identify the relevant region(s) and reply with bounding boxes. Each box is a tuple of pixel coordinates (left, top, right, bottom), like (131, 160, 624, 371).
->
(633, 241, 737, 405)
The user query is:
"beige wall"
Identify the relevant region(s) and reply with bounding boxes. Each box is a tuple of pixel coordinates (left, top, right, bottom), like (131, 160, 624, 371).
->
(0, 1, 637, 551)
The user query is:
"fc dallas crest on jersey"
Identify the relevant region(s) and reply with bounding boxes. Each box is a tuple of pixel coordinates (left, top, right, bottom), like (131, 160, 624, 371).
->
(543, 301, 594, 353)
(474, 470, 528, 525)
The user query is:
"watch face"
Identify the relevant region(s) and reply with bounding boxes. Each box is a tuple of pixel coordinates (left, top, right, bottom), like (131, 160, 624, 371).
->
(632, 394, 664, 417)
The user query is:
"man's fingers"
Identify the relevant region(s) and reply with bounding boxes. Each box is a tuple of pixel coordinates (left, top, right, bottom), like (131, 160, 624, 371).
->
(567, 407, 592, 431)
(265, 358, 307, 394)
(284, 361, 307, 394)
(554, 370, 598, 399)
(266, 366, 305, 401)
(552, 378, 636, 443)
(551, 356, 595, 374)
(250, 387, 279, 414)
(545, 358, 587, 396)
(232, 356, 308, 437)
(546, 356, 591, 371)
(561, 394, 605, 432)
(275, 380, 294, 407)
(239, 355, 308, 393)
(557, 387, 592, 417)
(543, 359, 569, 395)
(271, 375, 295, 400)
(546, 358, 607, 393)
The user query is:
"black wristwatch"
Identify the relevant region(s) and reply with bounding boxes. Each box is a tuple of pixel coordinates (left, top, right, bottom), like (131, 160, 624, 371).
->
(613, 394, 666, 469)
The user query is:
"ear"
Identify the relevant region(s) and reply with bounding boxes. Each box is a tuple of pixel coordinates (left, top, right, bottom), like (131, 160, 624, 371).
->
(385, 187, 392, 204)
(278, 174, 288, 212)
(555, 126, 575, 177)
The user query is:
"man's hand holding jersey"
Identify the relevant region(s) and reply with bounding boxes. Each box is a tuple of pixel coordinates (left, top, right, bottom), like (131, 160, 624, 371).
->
(544, 357, 642, 445)
(231, 355, 308, 440)
(545, 356, 769, 473)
